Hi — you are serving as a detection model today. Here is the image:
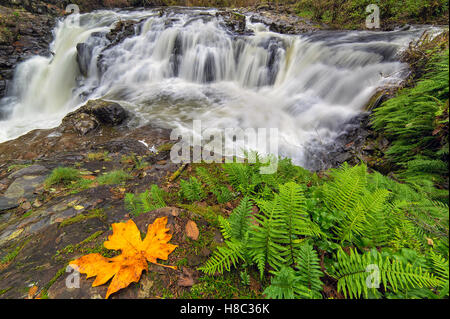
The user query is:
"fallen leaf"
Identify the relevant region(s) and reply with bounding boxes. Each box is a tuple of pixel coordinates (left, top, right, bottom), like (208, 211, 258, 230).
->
(178, 268, 195, 287)
(67, 200, 78, 207)
(70, 217, 177, 299)
(185, 220, 199, 241)
(21, 202, 32, 211)
(74, 205, 85, 211)
(28, 286, 38, 299)
(33, 199, 42, 208)
(82, 175, 96, 181)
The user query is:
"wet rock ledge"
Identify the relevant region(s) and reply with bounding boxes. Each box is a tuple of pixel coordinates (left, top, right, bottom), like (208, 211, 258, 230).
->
(0, 98, 220, 299)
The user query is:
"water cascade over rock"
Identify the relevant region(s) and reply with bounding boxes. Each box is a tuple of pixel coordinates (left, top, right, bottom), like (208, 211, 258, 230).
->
(0, 8, 433, 167)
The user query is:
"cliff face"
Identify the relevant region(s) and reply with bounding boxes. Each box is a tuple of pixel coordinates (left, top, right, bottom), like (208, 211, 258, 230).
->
(0, 4, 56, 100)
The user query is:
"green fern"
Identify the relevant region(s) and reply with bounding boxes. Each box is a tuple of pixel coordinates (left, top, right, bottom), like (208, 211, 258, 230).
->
(429, 250, 449, 297)
(333, 248, 439, 299)
(125, 185, 166, 217)
(371, 49, 449, 192)
(248, 198, 288, 277)
(197, 240, 244, 275)
(295, 244, 324, 298)
(179, 177, 206, 202)
(228, 197, 253, 242)
(196, 167, 235, 203)
(263, 266, 314, 299)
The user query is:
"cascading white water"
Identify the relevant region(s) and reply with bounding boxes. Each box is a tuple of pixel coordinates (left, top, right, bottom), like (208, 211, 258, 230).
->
(0, 8, 434, 166)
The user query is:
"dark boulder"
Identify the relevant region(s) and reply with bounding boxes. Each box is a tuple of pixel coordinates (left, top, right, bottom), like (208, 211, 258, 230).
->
(61, 100, 128, 136)
(88, 100, 128, 126)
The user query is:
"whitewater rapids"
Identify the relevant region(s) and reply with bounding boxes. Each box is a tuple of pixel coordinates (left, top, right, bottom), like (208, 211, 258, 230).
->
(0, 8, 435, 167)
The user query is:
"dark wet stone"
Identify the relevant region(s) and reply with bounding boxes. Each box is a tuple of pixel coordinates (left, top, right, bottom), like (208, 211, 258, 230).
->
(88, 101, 127, 126)
(216, 11, 247, 35)
(0, 197, 18, 212)
(0, 175, 46, 212)
(8, 164, 49, 179)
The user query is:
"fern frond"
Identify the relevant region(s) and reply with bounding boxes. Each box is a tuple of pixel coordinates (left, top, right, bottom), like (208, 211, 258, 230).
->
(124, 185, 166, 217)
(228, 197, 253, 242)
(295, 244, 323, 298)
(264, 266, 314, 299)
(248, 198, 288, 277)
(333, 248, 439, 299)
(198, 240, 244, 275)
(324, 163, 367, 214)
(180, 177, 206, 202)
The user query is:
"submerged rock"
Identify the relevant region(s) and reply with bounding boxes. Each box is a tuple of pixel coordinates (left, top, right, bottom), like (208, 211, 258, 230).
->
(76, 43, 93, 77)
(216, 10, 247, 35)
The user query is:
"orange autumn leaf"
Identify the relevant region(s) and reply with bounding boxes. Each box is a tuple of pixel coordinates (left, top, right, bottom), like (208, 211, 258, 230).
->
(27, 286, 38, 299)
(69, 217, 177, 299)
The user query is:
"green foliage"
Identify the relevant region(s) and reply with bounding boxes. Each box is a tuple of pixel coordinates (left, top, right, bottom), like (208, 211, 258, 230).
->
(198, 197, 253, 275)
(295, 244, 323, 298)
(125, 185, 167, 217)
(372, 50, 449, 194)
(428, 250, 449, 297)
(296, 0, 449, 27)
(199, 160, 448, 299)
(198, 239, 245, 275)
(45, 167, 81, 188)
(179, 177, 206, 202)
(264, 266, 314, 299)
(196, 167, 235, 203)
(97, 170, 131, 185)
(332, 248, 440, 299)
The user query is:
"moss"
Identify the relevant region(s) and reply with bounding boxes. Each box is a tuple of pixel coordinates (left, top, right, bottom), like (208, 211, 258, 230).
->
(180, 272, 262, 299)
(0, 287, 13, 297)
(97, 170, 131, 185)
(178, 204, 224, 227)
(53, 230, 105, 261)
(7, 164, 31, 173)
(45, 167, 82, 188)
(80, 230, 104, 245)
(176, 257, 188, 268)
(59, 208, 106, 228)
(22, 210, 34, 219)
(0, 239, 31, 265)
(80, 242, 117, 258)
(67, 178, 95, 194)
(39, 265, 68, 298)
(157, 143, 175, 153)
(168, 164, 188, 183)
(86, 152, 112, 162)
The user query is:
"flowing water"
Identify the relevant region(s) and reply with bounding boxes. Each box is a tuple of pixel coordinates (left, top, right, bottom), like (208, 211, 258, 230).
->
(0, 8, 436, 167)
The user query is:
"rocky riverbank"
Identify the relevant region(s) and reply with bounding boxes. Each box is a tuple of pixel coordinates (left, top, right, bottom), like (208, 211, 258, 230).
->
(0, 99, 203, 299)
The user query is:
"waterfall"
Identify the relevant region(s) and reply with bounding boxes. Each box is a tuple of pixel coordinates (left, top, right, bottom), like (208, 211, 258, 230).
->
(0, 8, 432, 166)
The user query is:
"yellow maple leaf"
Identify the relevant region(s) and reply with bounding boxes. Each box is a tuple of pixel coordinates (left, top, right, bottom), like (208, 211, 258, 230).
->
(69, 217, 177, 299)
